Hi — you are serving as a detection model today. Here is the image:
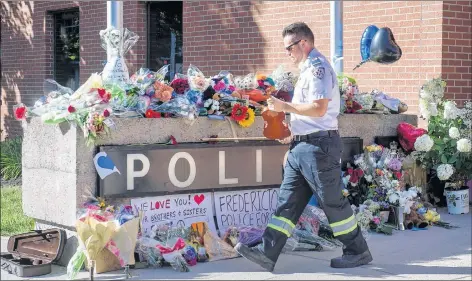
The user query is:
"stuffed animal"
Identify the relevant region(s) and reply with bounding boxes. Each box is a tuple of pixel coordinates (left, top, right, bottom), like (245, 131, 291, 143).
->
(404, 206, 429, 229)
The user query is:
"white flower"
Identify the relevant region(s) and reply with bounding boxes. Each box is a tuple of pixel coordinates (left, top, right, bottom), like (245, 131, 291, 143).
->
(388, 192, 399, 205)
(342, 175, 350, 187)
(457, 138, 471, 153)
(365, 175, 373, 182)
(428, 102, 438, 117)
(419, 98, 431, 119)
(419, 89, 432, 100)
(444, 101, 460, 120)
(204, 99, 212, 107)
(437, 164, 454, 181)
(414, 134, 434, 152)
(449, 127, 460, 139)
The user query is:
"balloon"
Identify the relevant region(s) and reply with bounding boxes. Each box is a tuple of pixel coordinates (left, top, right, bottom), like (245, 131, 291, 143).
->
(369, 27, 402, 64)
(353, 26, 402, 71)
(360, 25, 379, 61)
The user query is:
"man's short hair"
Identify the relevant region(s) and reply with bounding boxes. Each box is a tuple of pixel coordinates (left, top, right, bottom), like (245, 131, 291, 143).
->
(282, 22, 315, 44)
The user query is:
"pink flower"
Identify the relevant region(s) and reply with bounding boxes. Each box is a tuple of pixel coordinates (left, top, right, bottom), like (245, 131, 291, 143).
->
(373, 217, 381, 225)
(213, 81, 226, 91)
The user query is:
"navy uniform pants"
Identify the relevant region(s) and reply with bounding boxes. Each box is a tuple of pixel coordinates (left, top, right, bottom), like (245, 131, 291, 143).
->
(259, 130, 369, 263)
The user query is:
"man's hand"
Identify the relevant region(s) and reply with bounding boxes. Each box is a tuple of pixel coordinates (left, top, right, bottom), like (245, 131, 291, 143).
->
(267, 96, 286, 112)
(277, 135, 292, 144)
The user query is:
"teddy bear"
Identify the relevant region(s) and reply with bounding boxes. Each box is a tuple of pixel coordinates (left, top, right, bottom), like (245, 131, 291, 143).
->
(404, 205, 429, 229)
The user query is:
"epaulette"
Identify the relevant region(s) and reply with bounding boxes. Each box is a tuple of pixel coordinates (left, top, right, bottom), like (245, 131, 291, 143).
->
(309, 57, 322, 67)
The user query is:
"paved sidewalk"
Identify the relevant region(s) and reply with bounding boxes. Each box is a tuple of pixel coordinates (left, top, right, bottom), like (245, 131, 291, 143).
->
(1, 208, 471, 280)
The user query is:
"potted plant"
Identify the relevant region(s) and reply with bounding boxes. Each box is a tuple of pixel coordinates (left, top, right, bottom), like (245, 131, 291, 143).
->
(412, 78, 472, 214)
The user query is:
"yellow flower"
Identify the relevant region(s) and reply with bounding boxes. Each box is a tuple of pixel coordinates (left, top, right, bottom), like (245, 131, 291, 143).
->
(89, 73, 103, 89)
(238, 108, 255, 128)
(97, 197, 106, 208)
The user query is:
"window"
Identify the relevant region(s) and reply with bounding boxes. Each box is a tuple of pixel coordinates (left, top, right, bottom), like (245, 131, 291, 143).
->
(53, 10, 80, 90)
(147, 1, 183, 81)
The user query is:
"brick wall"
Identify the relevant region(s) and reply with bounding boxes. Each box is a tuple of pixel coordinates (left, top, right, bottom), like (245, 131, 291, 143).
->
(442, 0, 472, 106)
(1, 1, 147, 140)
(2, 1, 471, 140)
(183, 1, 449, 115)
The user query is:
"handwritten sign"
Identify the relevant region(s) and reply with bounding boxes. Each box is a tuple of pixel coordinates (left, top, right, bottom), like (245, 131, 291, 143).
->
(102, 56, 130, 84)
(214, 188, 279, 234)
(131, 192, 216, 235)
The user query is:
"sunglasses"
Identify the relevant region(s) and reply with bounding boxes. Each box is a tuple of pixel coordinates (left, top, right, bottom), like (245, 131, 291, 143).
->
(285, 40, 302, 51)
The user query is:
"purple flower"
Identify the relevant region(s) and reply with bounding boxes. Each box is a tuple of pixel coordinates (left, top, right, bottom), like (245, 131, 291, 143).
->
(388, 158, 402, 171)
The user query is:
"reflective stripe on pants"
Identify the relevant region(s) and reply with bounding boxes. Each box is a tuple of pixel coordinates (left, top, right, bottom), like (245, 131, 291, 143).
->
(330, 214, 358, 237)
(267, 216, 295, 237)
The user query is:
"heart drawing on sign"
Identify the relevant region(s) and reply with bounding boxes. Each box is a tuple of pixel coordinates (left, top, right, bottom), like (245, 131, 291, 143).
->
(194, 194, 205, 205)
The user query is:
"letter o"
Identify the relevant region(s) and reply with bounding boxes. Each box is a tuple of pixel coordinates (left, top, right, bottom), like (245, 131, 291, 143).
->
(168, 152, 196, 188)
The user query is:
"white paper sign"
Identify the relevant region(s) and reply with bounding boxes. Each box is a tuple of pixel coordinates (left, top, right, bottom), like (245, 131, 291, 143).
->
(131, 192, 216, 235)
(213, 188, 279, 234)
(102, 56, 130, 84)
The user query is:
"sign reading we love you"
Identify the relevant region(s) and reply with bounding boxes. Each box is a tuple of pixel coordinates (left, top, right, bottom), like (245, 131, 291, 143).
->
(131, 192, 216, 235)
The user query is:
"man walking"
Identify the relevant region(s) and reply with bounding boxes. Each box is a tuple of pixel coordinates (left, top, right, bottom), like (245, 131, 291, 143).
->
(234, 22, 372, 271)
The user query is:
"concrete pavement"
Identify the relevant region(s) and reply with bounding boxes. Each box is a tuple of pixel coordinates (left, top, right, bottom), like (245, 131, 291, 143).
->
(1, 208, 471, 280)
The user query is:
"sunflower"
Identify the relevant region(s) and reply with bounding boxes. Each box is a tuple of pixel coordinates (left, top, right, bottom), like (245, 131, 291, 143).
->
(231, 103, 248, 122)
(238, 108, 255, 128)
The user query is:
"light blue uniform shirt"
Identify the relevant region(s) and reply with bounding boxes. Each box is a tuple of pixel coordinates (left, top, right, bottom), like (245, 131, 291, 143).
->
(290, 48, 340, 135)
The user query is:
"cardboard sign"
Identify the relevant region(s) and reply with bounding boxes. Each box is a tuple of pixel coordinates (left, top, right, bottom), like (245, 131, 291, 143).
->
(213, 188, 279, 234)
(131, 192, 216, 235)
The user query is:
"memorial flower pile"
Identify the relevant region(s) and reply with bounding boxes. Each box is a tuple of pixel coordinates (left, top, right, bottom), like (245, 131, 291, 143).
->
(13, 29, 299, 147)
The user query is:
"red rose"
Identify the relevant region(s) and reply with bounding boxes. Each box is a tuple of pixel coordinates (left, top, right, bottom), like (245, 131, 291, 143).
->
(14, 106, 26, 120)
(68, 105, 76, 113)
(103, 109, 110, 117)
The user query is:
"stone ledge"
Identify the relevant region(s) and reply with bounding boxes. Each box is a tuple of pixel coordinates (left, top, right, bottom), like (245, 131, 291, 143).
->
(22, 113, 417, 228)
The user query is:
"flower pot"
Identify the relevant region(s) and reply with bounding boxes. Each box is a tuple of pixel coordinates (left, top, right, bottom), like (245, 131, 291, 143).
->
(379, 211, 390, 223)
(445, 184, 470, 215)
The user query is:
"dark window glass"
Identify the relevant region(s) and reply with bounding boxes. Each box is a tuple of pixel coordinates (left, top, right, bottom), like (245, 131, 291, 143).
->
(54, 10, 80, 90)
(148, 1, 183, 81)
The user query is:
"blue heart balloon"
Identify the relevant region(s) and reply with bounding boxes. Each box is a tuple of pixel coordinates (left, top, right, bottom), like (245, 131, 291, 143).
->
(360, 25, 379, 61)
(97, 155, 116, 170)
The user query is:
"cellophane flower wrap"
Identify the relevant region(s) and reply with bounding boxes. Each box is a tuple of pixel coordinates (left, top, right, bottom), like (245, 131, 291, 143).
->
(100, 27, 139, 86)
(28, 79, 76, 124)
(285, 205, 342, 252)
(187, 64, 210, 92)
(222, 226, 264, 248)
(150, 95, 198, 120)
(211, 71, 236, 96)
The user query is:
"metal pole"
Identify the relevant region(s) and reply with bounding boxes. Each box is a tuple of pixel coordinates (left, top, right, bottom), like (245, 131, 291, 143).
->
(106, 0, 123, 61)
(330, 0, 343, 75)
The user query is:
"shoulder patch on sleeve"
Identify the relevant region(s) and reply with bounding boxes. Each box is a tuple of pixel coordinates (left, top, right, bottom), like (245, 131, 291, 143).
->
(311, 66, 325, 79)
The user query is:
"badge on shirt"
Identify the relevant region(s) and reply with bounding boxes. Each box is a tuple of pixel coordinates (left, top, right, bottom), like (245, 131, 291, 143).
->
(312, 66, 325, 79)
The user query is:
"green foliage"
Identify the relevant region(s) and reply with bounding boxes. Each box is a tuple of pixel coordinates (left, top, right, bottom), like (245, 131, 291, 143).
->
(1, 187, 35, 236)
(0, 137, 22, 180)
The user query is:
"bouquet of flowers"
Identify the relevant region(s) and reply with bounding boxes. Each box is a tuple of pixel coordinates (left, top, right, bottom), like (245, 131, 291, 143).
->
(411, 78, 472, 185)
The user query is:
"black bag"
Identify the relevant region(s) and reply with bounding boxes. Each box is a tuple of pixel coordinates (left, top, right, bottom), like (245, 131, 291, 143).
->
(1, 229, 66, 277)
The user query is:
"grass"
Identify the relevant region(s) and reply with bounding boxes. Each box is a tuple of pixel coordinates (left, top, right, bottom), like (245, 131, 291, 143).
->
(1, 186, 35, 236)
(1, 137, 22, 180)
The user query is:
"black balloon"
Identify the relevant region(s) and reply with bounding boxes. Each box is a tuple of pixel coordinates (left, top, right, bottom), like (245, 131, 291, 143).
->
(369, 27, 402, 64)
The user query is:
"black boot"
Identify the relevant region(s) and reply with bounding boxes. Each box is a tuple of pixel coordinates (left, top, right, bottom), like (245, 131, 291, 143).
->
(330, 249, 373, 268)
(234, 243, 275, 272)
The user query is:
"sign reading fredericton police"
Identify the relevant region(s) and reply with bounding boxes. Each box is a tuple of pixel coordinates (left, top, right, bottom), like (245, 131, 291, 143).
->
(99, 142, 288, 197)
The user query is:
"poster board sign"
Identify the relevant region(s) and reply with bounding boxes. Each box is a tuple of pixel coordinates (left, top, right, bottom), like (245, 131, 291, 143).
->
(213, 188, 279, 234)
(131, 192, 216, 235)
